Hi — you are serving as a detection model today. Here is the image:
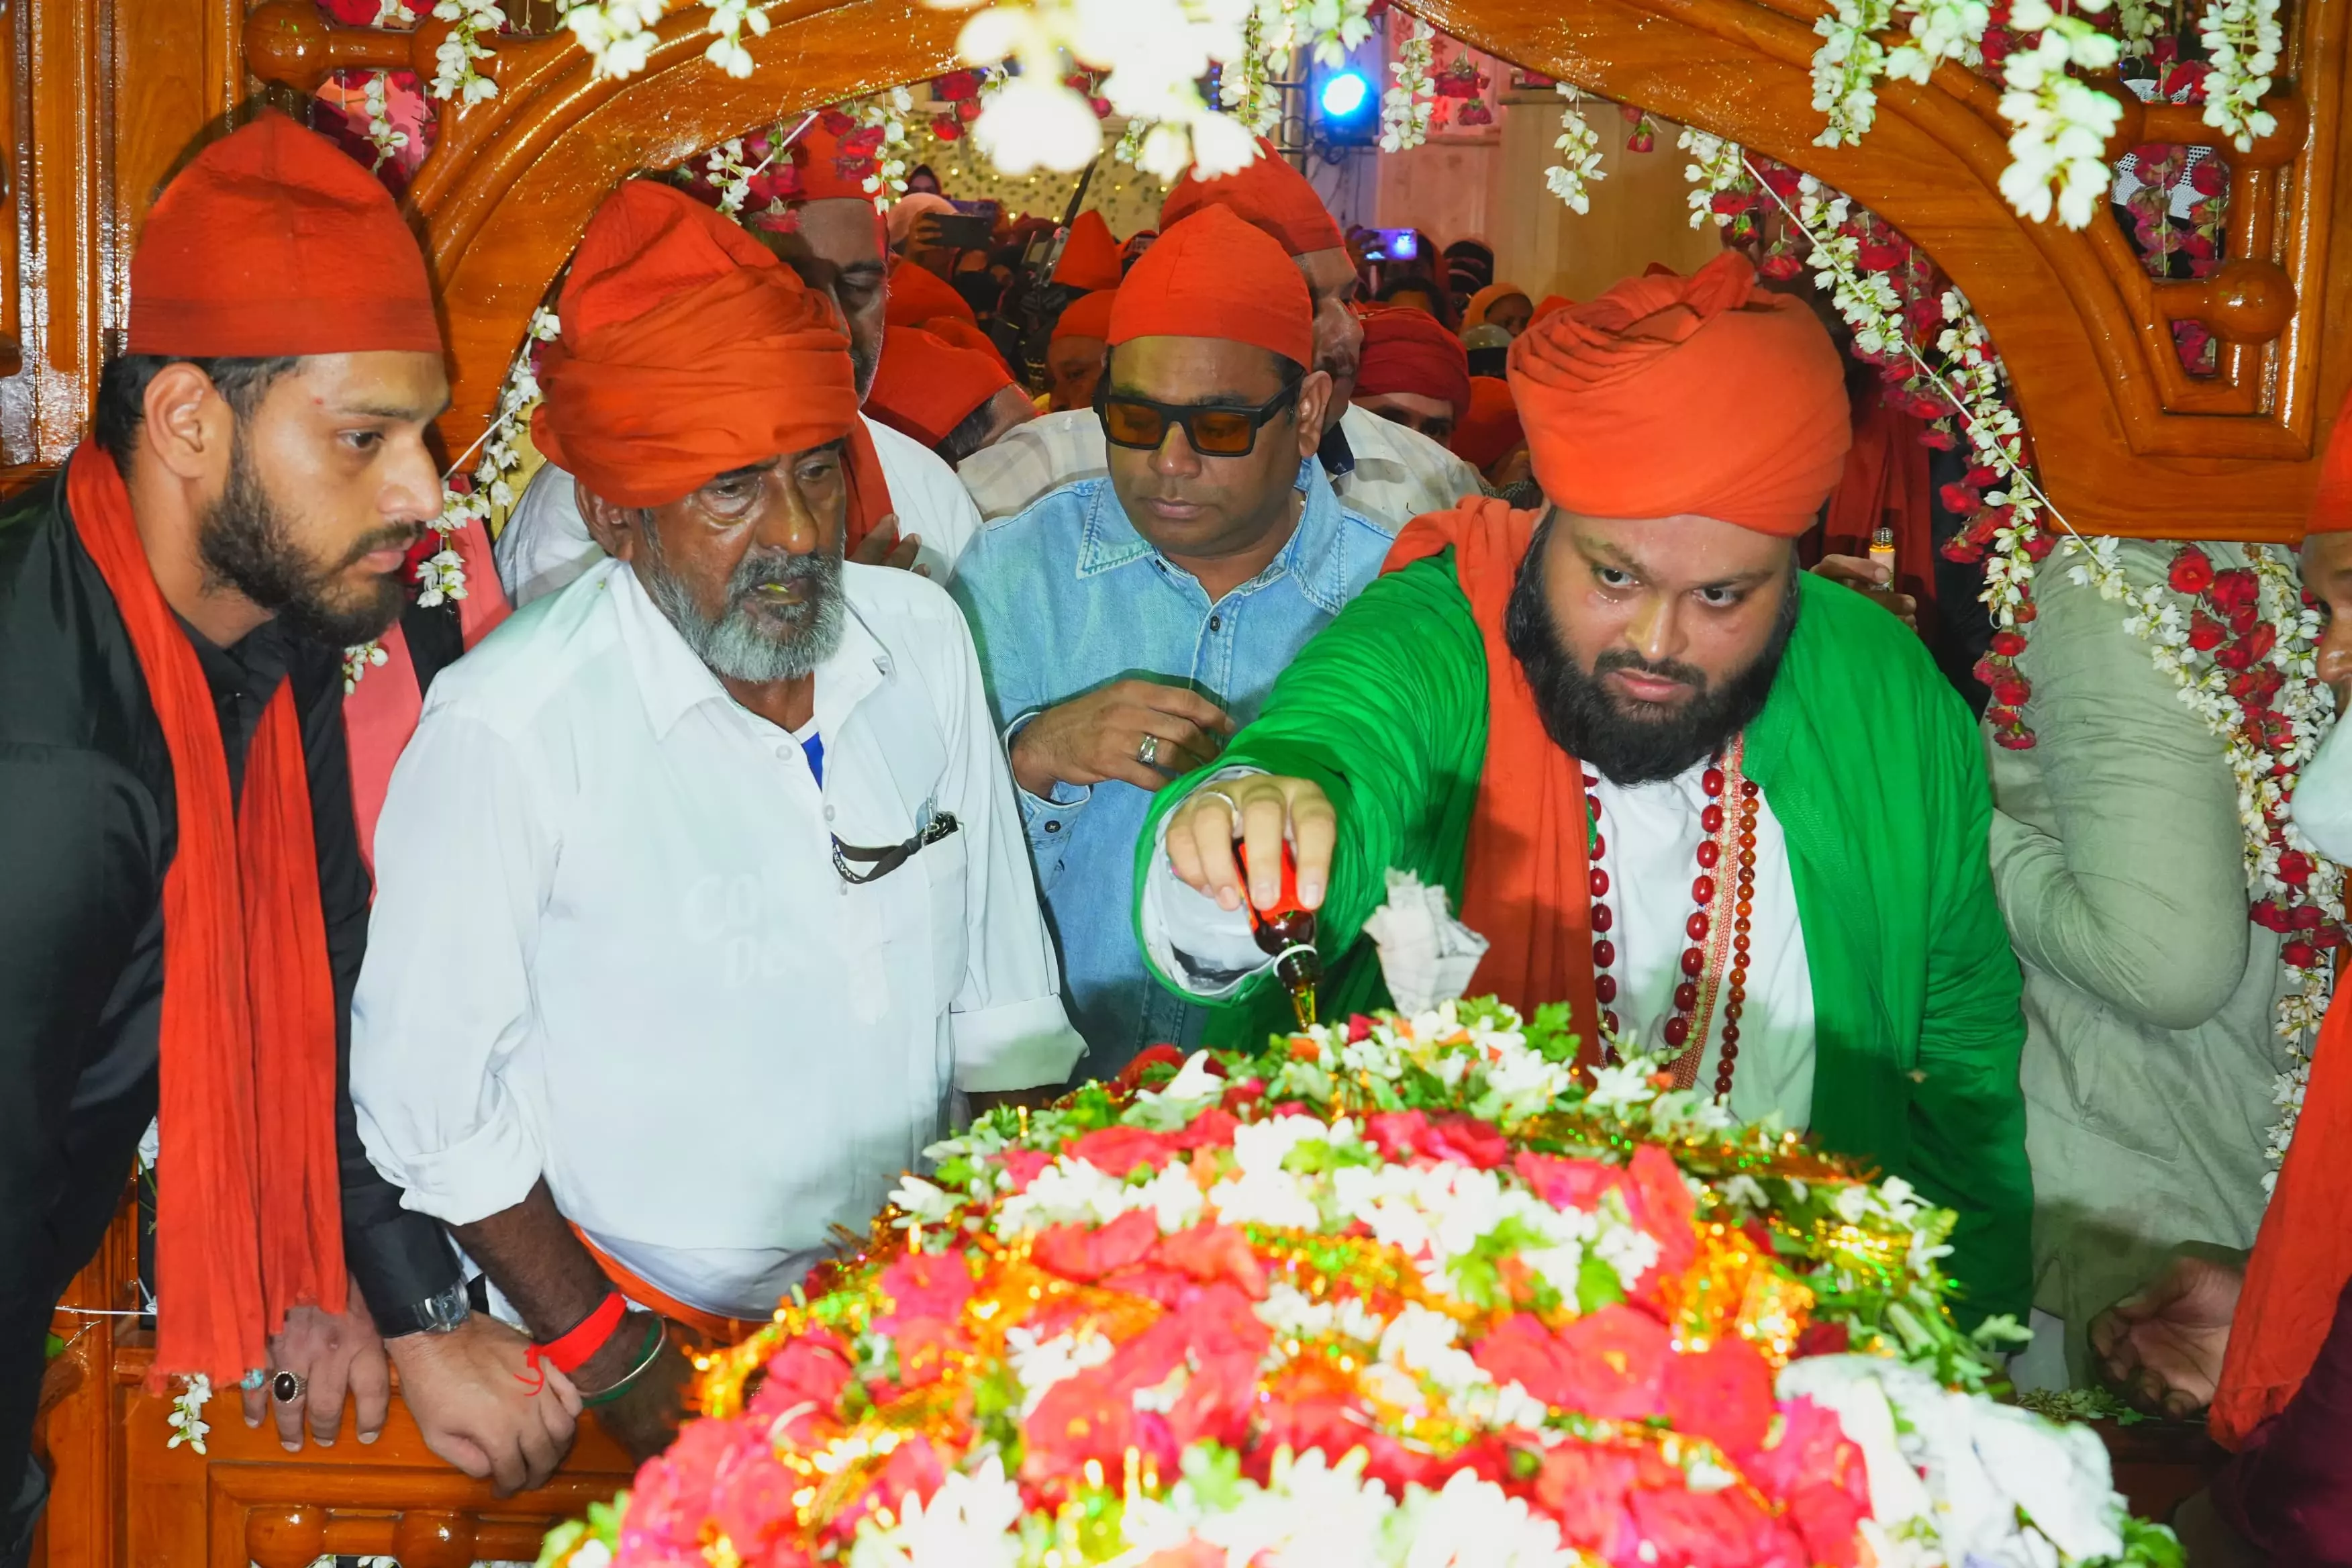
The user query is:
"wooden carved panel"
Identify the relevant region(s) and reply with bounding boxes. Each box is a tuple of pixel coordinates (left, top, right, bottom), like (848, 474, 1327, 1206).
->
(239, 0, 2350, 540)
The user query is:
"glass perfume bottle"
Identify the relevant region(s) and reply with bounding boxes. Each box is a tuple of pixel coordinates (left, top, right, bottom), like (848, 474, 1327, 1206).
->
(1237, 838, 1321, 1032)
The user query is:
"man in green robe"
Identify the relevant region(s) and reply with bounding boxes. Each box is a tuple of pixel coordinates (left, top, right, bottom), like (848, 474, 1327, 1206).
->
(1129, 254, 2032, 1325)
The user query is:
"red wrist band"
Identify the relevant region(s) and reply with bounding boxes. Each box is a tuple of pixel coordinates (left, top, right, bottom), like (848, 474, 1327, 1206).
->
(518, 1290, 627, 1393)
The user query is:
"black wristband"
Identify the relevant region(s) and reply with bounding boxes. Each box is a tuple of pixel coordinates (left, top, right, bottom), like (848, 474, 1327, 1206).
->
(372, 1277, 472, 1339)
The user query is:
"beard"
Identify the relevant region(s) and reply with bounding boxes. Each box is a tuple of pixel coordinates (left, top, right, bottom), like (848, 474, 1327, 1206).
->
(197, 433, 420, 648)
(851, 334, 881, 403)
(1504, 521, 1800, 786)
(637, 528, 848, 684)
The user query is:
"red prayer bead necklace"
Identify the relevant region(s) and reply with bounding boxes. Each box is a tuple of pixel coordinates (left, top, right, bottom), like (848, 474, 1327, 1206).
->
(1585, 738, 1761, 1100)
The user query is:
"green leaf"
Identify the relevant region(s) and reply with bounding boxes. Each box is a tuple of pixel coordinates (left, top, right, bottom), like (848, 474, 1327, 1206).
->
(1576, 1252, 1627, 1315)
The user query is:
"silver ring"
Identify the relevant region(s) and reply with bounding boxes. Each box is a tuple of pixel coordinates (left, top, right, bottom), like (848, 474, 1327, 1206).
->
(271, 1369, 307, 1405)
(1195, 787, 1243, 826)
(1136, 734, 1161, 767)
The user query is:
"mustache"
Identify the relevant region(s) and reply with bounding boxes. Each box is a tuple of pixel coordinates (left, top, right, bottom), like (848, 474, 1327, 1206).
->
(334, 520, 428, 575)
(1591, 647, 1709, 693)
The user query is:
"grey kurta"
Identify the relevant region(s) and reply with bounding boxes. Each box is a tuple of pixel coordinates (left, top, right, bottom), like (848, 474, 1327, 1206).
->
(1989, 538, 2291, 1374)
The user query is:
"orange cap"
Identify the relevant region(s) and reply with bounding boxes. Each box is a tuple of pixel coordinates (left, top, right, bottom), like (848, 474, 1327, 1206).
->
(532, 181, 859, 508)
(1356, 305, 1472, 420)
(1160, 137, 1344, 258)
(128, 111, 440, 358)
(1052, 210, 1124, 291)
(1451, 377, 1524, 471)
(1108, 207, 1312, 369)
(1508, 252, 1849, 536)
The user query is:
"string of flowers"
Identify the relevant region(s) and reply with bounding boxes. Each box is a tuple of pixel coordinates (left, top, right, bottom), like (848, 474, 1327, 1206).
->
(1377, 13, 1436, 153)
(852, 87, 917, 207)
(165, 1373, 211, 1455)
(1684, 138, 2341, 1185)
(1542, 83, 1605, 214)
(359, 70, 408, 168)
(2200, 0, 2284, 147)
(340, 308, 559, 692)
(1218, 8, 1283, 136)
(1996, 0, 2126, 227)
(428, 0, 503, 103)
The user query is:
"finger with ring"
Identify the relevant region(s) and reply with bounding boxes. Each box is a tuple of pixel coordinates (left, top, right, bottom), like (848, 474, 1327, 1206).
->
(1136, 734, 1161, 767)
(272, 1370, 307, 1405)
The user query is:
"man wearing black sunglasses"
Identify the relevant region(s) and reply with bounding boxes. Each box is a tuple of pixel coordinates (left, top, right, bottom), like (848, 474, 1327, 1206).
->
(952, 206, 1396, 1083)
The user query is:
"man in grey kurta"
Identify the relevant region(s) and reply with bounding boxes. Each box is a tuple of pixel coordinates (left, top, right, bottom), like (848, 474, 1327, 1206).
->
(1989, 538, 2295, 1385)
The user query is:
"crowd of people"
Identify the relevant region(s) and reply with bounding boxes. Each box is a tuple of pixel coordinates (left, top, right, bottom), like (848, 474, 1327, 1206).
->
(8, 107, 2352, 1567)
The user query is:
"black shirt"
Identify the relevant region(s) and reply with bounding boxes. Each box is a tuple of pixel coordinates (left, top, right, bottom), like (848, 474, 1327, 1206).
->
(0, 470, 460, 1370)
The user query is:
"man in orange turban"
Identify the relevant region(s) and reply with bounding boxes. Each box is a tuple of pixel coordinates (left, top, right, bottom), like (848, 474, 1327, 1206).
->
(0, 113, 577, 1547)
(354, 177, 1083, 1465)
(865, 323, 1036, 464)
(950, 205, 1398, 1082)
(497, 111, 985, 602)
(961, 142, 1480, 534)
(1351, 305, 1473, 445)
(1045, 288, 1118, 412)
(1138, 251, 2032, 1330)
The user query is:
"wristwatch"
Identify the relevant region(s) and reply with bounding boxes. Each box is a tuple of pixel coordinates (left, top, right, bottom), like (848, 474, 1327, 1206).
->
(373, 1277, 473, 1339)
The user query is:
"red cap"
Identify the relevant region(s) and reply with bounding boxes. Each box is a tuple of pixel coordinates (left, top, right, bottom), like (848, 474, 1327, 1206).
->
(2313, 381, 2352, 534)
(1160, 136, 1344, 258)
(1108, 207, 1312, 369)
(1051, 289, 1118, 345)
(866, 325, 1014, 449)
(129, 112, 440, 358)
(1356, 305, 1473, 420)
(1052, 211, 1124, 291)
(885, 259, 978, 328)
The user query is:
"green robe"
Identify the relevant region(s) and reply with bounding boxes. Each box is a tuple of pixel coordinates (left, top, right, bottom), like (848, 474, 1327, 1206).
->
(1133, 552, 2032, 1325)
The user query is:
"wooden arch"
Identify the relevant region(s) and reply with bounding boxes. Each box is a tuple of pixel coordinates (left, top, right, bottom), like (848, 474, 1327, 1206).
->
(237, 0, 2350, 539)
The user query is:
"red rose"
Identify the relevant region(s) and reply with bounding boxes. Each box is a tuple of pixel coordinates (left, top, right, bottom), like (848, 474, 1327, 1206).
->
(1473, 1306, 1668, 1420)
(1625, 1144, 1698, 1278)
(1629, 1484, 1799, 1568)
(1116, 1042, 1189, 1089)
(930, 115, 963, 140)
(2210, 567, 2260, 614)
(1528, 1445, 1638, 1553)
(1794, 1320, 1850, 1358)
(1167, 1105, 1239, 1150)
(2215, 637, 2258, 671)
(1921, 425, 1959, 452)
(2285, 940, 2321, 968)
(1663, 1337, 1776, 1459)
(932, 68, 981, 101)
(2291, 902, 2326, 930)
(1034, 1210, 1159, 1282)
(713, 1429, 814, 1559)
(2190, 155, 2228, 197)
(1990, 630, 2028, 658)
(2169, 546, 2217, 595)
(2244, 621, 2279, 663)
(1940, 481, 1982, 514)
(1758, 251, 1804, 282)
(1146, 1223, 1268, 1298)
(997, 1148, 1054, 1191)
(1347, 1012, 1375, 1041)
(1992, 674, 2032, 707)
(2278, 849, 2314, 886)
(1710, 190, 1751, 215)
(1745, 1398, 1869, 1567)
(2188, 611, 2228, 651)
(1067, 1123, 1177, 1176)
(1514, 1148, 1626, 1212)
(2230, 667, 2284, 706)
(1858, 238, 1908, 273)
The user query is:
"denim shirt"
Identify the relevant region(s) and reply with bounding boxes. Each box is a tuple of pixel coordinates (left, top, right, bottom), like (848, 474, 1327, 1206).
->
(950, 459, 1397, 1081)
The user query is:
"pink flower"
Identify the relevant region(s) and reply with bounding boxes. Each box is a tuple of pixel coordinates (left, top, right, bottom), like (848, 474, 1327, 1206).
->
(1034, 1210, 1160, 1283)
(997, 1148, 1055, 1191)
(832, 1436, 946, 1544)
(1662, 1337, 1775, 1460)
(1473, 1307, 1667, 1420)
(1365, 1110, 1510, 1169)
(1745, 1398, 1869, 1567)
(1065, 1124, 1177, 1176)
(1628, 1483, 1804, 1568)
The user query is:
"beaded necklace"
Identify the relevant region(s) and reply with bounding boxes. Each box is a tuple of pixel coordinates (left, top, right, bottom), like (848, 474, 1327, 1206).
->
(1585, 736, 1761, 1099)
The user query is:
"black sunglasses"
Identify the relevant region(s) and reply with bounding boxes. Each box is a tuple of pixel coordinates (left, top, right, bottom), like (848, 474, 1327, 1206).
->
(1095, 381, 1302, 458)
(832, 812, 960, 885)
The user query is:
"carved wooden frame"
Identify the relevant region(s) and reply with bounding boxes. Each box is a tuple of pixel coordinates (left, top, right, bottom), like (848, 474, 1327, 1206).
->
(233, 0, 2347, 534)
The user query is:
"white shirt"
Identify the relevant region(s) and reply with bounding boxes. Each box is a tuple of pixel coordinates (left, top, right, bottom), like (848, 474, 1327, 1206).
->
(1140, 756, 1817, 1128)
(957, 401, 1487, 534)
(351, 557, 1083, 1319)
(2292, 712, 2352, 864)
(492, 413, 983, 609)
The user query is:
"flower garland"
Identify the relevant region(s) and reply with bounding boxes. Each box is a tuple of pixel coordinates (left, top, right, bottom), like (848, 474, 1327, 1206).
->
(2199, 0, 2284, 148)
(1683, 138, 2341, 1185)
(429, 0, 503, 103)
(543, 999, 2174, 1568)
(1995, 0, 2125, 228)
(1377, 14, 1436, 153)
(1542, 83, 1604, 215)
(852, 89, 917, 208)
(165, 1373, 211, 1455)
(359, 70, 408, 169)
(342, 308, 558, 693)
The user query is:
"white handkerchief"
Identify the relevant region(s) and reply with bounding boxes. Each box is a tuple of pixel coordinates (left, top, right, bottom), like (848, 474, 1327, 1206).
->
(1363, 869, 1490, 1014)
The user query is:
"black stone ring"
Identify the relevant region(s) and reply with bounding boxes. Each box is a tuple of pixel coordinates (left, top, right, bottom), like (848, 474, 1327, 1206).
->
(271, 1369, 306, 1405)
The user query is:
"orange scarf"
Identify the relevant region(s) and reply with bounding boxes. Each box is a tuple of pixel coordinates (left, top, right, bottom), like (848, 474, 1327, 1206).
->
(2211, 979, 2352, 1447)
(66, 444, 346, 1387)
(1382, 498, 1601, 1061)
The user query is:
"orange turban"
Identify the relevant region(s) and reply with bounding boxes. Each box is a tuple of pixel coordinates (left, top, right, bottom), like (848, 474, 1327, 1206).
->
(1508, 252, 1849, 536)
(1532, 295, 1573, 324)
(1053, 211, 1124, 291)
(2310, 380, 2352, 534)
(1451, 379, 1525, 472)
(866, 325, 1013, 449)
(1356, 305, 1471, 418)
(532, 181, 861, 509)
(781, 109, 891, 204)
(1462, 282, 1531, 334)
(1109, 207, 1312, 369)
(886, 259, 978, 328)
(129, 112, 440, 358)
(1161, 137, 1344, 258)
(1052, 289, 1118, 344)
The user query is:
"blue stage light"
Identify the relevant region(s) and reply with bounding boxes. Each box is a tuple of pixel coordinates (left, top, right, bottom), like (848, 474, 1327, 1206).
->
(1318, 69, 1371, 119)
